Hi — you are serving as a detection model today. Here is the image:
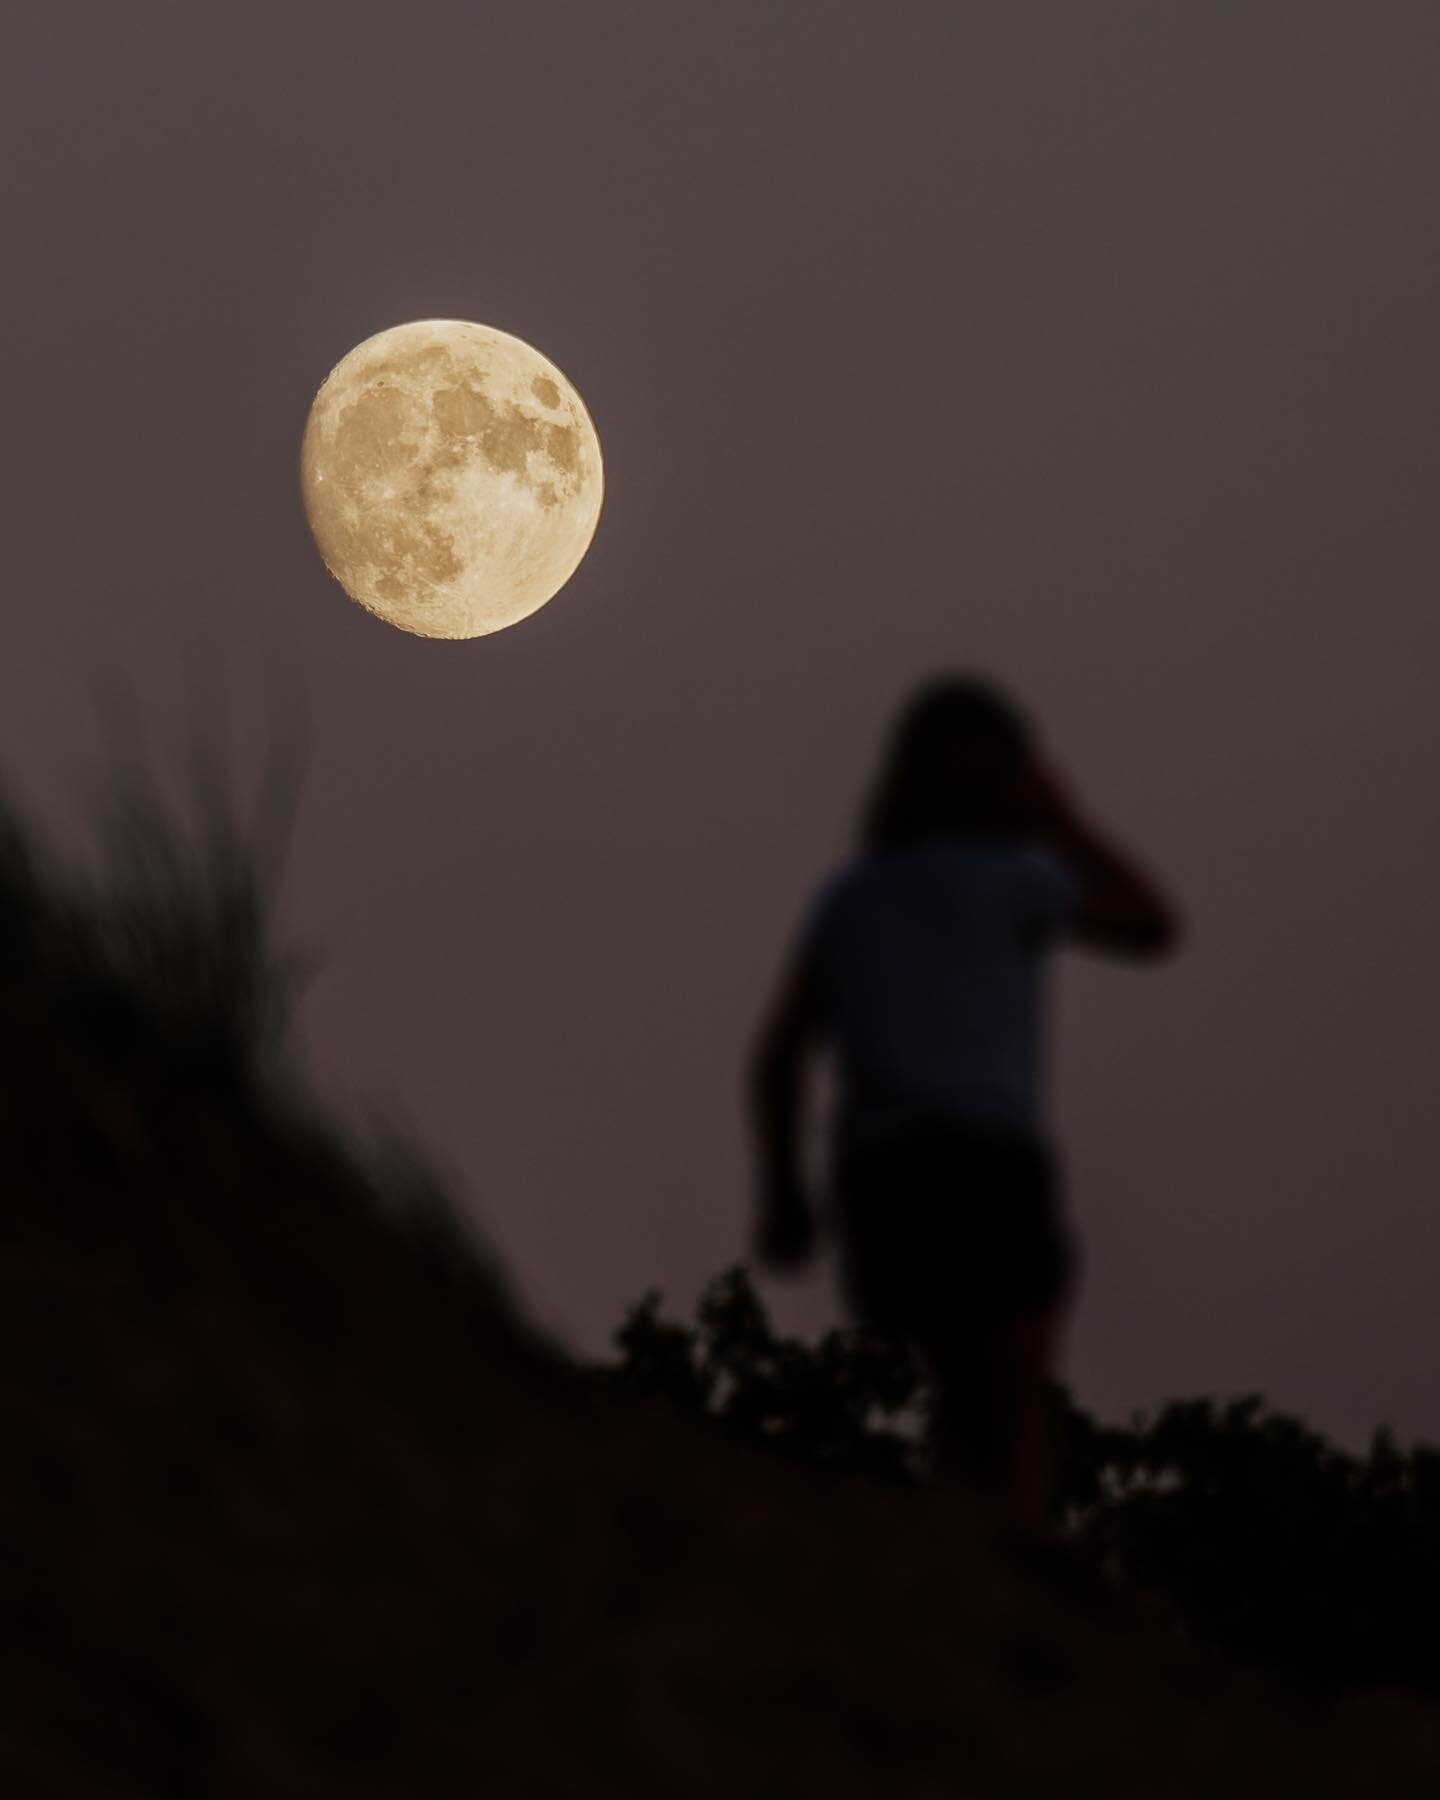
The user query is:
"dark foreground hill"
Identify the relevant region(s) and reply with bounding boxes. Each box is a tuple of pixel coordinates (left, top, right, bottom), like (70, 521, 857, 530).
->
(1, 787, 1438, 1796)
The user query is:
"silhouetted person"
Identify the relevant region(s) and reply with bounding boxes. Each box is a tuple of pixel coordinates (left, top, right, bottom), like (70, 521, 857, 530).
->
(748, 677, 1182, 1535)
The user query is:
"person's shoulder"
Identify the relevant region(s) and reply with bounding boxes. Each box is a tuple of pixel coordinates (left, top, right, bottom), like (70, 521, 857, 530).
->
(1006, 841, 1082, 932)
(810, 857, 872, 912)
(909, 839, 1045, 886)
(922, 839, 1080, 919)
(1009, 841, 1074, 881)
(801, 856, 886, 938)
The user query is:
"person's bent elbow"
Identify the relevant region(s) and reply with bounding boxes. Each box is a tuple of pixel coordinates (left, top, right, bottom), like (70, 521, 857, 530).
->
(1116, 902, 1185, 961)
(1073, 896, 1185, 961)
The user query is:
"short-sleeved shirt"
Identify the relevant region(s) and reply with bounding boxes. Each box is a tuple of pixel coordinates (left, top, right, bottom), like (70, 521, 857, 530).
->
(803, 840, 1080, 1154)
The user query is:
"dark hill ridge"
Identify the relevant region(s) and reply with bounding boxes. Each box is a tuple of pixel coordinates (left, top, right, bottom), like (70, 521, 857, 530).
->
(1, 793, 1438, 1796)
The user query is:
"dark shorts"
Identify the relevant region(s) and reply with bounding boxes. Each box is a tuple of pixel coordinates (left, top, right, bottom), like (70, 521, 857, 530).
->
(835, 1124, 1076, 1333)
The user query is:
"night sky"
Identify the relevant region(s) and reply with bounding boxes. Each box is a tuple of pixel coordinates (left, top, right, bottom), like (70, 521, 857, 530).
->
(5, 2, 1440, 1447)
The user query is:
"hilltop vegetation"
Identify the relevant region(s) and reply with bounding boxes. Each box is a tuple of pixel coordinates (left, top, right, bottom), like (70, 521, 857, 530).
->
(611, 1267, 1440, 1695)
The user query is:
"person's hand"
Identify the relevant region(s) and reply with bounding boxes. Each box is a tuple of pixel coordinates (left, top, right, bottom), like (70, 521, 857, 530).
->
(753, 1182, 818, 1274)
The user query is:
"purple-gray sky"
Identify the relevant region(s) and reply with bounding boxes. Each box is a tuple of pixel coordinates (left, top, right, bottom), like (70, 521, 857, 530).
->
(4, 1, 1440, 1446)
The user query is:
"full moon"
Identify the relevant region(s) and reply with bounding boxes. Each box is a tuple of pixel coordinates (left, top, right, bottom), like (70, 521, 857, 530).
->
(300, 319, 603, 639)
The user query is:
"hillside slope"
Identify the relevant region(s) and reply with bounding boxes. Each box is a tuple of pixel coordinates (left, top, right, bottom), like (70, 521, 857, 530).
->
(0, 793, 1436, 1797)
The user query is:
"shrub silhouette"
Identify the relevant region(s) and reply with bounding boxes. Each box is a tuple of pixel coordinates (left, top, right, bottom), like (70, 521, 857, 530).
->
(613, 1267, 927, 1483)
(610, 1268, 1440, 1695)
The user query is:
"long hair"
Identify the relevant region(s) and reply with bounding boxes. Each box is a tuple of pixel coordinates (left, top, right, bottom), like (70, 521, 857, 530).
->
(860, 677, 1035, 855)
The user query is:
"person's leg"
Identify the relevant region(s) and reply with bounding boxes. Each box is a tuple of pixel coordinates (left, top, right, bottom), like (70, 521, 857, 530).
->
(917, 1322, 1007, 1493)
(994, 1308, 1061, 1537)
(919, 1307, 1060, 1537)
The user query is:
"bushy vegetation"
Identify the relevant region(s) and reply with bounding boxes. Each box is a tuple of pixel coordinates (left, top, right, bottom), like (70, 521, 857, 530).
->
(609, 1267, 1440, 1696)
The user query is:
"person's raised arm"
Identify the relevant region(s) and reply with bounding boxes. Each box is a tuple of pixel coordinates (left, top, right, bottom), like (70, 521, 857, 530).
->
(1021, 763, 1184, 959)
(746, 943, 824, 1272)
